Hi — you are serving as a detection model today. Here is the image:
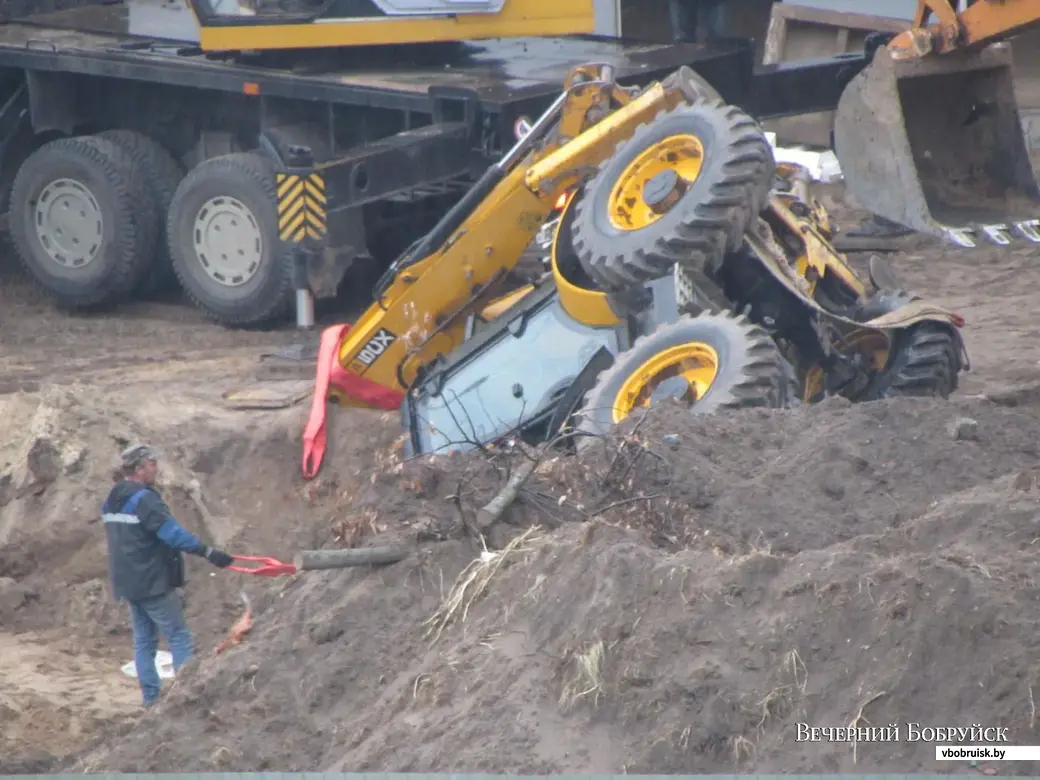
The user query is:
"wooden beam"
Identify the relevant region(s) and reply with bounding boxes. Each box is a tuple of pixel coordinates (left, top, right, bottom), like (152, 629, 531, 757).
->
(771, 4, 912, 35)
(294, 546, 409, 570)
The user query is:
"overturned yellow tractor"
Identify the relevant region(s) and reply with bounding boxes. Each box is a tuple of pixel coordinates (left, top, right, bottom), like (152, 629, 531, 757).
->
(302, 64, 967, 473)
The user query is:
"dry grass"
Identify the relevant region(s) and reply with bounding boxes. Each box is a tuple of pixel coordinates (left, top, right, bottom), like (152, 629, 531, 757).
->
(738, 648, 809, 735)
(208, 744, 243, 769)
(423, 526, 544, 643)
(732, 734, 757, 764)
(558, 639, 610, 710)
(332, 508, 381, 547)
(784, 648, 809, 692)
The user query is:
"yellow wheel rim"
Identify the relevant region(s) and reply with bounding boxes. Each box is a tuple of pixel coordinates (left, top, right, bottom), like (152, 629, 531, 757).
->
(612, 342, 719, 424)
(608, 134, 705, 231)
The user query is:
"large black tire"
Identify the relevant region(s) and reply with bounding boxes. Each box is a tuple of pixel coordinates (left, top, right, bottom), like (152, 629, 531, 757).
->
(575, 309, 791, 443)
(167, 151, 293, 327)
(97, 129, 184, 297)
(9, 135, 143, 308)
(571, 99, 775, 293)
(86, 132, 160, 294)
(662, 64, 723, 104)
(861, 322, 962, 400)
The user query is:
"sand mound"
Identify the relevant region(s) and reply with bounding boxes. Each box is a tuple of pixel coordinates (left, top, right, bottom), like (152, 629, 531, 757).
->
(55, 393, 1040, 774)
(0, 383, 397, 771)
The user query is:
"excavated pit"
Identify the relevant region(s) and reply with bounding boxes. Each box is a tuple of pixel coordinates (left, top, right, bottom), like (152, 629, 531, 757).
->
(4, 196, 1040, 774)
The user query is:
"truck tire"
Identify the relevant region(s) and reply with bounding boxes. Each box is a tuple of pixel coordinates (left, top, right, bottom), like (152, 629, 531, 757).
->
(861, 322, 961, 400)
(574, 310, 790, 446)
(9, 135, 143, 308)
(166, 151, 293, 327)
(571, 100, 775, 293)
(662, 64, 723, 103)
(82, 133, 159, 295)
(97, 129, 184, 297)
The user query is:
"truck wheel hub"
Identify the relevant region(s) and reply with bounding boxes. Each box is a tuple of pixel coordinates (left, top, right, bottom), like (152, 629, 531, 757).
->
(643, 169, 688, 214)
(34, 178, 103, 269)
(607, 133, 704, 231)
(192, 195, 263, 287)
(612, 342, 719, 422)
(649, 375, 694, 405)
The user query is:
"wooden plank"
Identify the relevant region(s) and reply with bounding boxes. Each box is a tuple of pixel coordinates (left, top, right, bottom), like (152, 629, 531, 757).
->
(221, 380, 312, 409)
(762, 9, 789, 65)
(760, 4, 914, 147)
(835, 26, 850, 51)
(770, 3, 911, 34)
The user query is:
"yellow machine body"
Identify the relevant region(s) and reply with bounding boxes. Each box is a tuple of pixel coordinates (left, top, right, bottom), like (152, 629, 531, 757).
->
(189, 0, 606, 52)
(299, 61, 968, 478)
(328, 68, 689, 403)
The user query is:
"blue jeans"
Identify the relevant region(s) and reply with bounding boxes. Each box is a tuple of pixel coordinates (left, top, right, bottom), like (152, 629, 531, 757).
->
(128, 591, 195, 706)
(668, 0, 728, 42)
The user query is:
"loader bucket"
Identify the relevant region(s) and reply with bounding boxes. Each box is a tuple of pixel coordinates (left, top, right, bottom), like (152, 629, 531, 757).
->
(833, 43, 1040, 247)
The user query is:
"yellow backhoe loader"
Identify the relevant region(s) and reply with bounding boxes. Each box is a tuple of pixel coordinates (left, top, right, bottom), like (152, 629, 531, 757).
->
(833, 0, 1040, 248)
(301, 63, 967, 476)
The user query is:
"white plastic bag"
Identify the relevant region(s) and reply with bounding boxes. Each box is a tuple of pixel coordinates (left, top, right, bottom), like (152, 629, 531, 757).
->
(765, 131, 844, 183)
(121, 650, 175, 680)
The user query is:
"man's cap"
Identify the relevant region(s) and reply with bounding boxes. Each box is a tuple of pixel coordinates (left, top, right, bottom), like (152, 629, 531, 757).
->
(121, 443, 160, 469)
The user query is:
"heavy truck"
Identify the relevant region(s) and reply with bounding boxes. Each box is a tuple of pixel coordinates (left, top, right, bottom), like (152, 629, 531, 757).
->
(0, 0, 887, 330)
(1, 1, 1037, 332)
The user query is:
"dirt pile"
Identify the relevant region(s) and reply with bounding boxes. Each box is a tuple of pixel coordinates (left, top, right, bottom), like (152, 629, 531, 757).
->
(7, 147, 1040, 775)
(56, 392, 1040, 774)
(0, 383, 396, 772)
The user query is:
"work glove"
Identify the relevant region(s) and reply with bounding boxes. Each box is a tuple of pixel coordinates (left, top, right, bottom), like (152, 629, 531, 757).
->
(201, 546, 235, 568)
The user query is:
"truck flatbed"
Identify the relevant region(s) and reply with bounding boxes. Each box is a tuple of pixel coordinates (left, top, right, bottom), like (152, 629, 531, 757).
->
(0, 3, 755, 112)
(0, 3, 870, 328)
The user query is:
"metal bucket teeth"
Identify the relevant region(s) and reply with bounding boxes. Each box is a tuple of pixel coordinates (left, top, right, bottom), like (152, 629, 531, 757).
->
(942, 219, 1040, 248)
(1017, 219, 1040, 242)
(834, 43, 1040, 249)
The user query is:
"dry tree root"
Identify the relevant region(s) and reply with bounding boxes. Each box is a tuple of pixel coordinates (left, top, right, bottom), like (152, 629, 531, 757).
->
(476, 458, 538, 531)
(848, 690, 887, 765)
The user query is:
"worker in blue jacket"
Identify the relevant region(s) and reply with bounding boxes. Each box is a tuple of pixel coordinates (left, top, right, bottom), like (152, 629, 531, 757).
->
(101, 443, 235, 708)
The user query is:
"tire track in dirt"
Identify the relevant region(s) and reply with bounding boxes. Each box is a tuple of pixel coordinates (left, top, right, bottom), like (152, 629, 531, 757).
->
(0, 631, 138, 774)
(0, 256, 302, 393)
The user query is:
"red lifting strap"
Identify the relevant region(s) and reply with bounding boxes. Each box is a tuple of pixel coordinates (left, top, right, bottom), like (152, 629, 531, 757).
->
(227, 555, 298, 577)
(302, 323, 405, 479)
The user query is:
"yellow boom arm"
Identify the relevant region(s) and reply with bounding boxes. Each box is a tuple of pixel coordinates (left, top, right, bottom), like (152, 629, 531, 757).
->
(327, 65, 697, 407)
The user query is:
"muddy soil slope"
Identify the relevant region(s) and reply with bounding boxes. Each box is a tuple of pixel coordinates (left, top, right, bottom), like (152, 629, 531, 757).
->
(60, 395, 1040, 775)
(4, 195, 1040, 773)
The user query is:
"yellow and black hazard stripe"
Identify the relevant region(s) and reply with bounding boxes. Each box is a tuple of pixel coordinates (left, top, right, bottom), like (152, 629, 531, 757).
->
(276, 172, 327, 242)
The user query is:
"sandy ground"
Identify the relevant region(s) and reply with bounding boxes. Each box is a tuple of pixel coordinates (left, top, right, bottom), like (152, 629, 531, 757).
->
(3, 188, 1040, 774)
